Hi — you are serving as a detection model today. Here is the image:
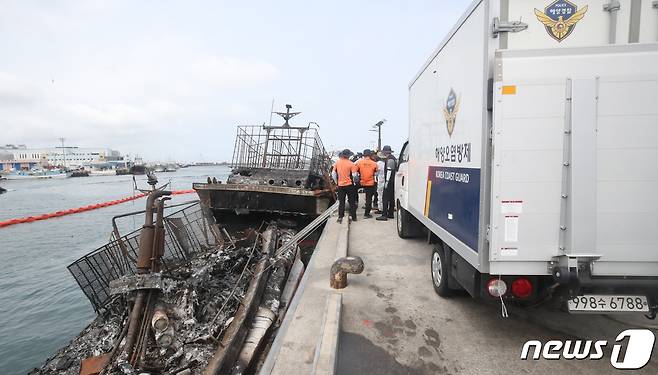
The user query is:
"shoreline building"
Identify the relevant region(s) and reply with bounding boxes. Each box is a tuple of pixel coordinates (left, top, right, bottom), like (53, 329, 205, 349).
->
(0, 144, 125, 171)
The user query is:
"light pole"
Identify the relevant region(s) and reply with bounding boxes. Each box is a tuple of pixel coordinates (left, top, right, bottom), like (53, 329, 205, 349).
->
(371, 119, 386, 152)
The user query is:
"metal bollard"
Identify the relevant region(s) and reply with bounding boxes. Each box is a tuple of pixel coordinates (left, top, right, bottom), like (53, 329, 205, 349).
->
(330, 256, 364, 289)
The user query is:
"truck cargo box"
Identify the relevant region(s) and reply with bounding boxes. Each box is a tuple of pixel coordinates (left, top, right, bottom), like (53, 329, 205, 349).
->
(399, 0, 658, 310)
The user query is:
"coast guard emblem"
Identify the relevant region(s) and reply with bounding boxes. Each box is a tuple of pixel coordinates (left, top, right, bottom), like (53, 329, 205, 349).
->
(534, 0, 588, 42)
(443, 88, 460, 137)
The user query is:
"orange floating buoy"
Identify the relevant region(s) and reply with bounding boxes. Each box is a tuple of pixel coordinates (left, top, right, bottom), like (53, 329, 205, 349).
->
(0, 189, 197, 228)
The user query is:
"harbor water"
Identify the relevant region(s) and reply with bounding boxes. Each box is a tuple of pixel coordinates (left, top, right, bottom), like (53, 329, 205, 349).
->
(0, 166, 229, 375)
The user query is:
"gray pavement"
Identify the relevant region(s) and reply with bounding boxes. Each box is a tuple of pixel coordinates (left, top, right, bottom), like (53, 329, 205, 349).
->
(264, 205, 658, 375)
(340, 216, 658, 375)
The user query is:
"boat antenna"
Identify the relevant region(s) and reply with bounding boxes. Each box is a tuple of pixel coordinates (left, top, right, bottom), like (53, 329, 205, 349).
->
(273, 104, 301, 127)
(269, 98, 275, 127)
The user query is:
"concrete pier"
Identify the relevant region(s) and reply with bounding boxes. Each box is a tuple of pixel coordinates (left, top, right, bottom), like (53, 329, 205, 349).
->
(261, 203, 658, 375)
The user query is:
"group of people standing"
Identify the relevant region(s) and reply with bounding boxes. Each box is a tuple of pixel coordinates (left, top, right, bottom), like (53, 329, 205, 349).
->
(331, 145, 397, 223)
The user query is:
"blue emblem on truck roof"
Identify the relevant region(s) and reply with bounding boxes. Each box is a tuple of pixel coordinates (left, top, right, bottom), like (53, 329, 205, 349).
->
(534, 0, 588, 42)
(442, 88, 460, 137)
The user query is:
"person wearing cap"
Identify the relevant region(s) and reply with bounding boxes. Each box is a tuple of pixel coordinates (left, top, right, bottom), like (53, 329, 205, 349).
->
(355, 149, 378, 218)
(331, 149, 358, 223)
(376, 145, 397, 221)
(374, 152, 385, 213)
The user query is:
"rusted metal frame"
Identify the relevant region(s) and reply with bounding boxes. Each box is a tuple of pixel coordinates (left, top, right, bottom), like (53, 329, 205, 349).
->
(69, 262, 102, 313)
(98, 250, 121, 284)
(163, 219, 189, 263)
(183, 215, 208, 252)
(84, 256, 112, 304)
(200, 208, 210, 246)
(199, 198, 223, 247)
(173, 217, 198, 257)
(231, 127, 243, 169)
(262, 128, 271, 167)
(102, 240, 125, 276)
(203, 256, 270, 375)
(181, 209, 204, 252)
(184, 209, 208, 249)
(125, 238, 140, 275)
(161, 221, 191, 270)
(91, 253, 112, 285)
(111, 200, 199, 265)
(115, 238, 134, 274)
(112, 214, 138, 265)
(296, 129, 306, 169)
(189, 217, 209, 251)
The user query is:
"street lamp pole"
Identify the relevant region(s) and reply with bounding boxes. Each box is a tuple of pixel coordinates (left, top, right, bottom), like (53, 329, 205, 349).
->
(372, 119, 386, 152)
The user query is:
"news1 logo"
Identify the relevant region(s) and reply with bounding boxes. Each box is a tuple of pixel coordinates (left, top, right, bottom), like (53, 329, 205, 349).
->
(521, 329, 656, 369)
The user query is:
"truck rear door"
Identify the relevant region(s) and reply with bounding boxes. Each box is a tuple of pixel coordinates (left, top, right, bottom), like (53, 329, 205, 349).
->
(490, 44, 658, 277)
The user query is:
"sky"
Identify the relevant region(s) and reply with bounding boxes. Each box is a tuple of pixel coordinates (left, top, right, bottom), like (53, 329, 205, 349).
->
(0, 0, 471, 162)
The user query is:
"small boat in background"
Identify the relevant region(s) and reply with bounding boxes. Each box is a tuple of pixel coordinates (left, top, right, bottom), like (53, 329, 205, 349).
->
(4, 169, 69, 180)
(69, 170, 90, 178)
(128, 164, 150, 175)
(89, 169, 116, 176)
(0, 186, 6, 194)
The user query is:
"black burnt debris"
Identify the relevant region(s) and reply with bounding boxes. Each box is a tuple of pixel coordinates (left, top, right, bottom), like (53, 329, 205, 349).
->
(34, 106, 334, 375)
(35, 220, 302, 375)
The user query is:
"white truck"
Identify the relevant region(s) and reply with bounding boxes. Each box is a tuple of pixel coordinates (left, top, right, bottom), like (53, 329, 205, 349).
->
(395, 0, 658, 317)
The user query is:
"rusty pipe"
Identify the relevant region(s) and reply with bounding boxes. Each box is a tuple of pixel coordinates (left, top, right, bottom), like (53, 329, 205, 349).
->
(136, 190, 171, 273)
(125, 190, 171, 362)
(150, 197, 169, 272)
(144, 190, 171, 226)
(123, 291, 146, 364)
(330, 256, 364, 289)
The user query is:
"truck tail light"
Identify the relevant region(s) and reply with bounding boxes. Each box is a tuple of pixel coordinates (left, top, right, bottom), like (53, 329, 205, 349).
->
(511, 278, 533, 298)
(486, 278, 507, 298)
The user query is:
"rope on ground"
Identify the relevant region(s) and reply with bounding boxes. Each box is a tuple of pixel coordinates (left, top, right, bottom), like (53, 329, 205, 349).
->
(0, 189, 196, 229)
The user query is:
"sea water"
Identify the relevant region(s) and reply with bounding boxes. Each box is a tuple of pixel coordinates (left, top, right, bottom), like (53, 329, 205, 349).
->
(0, 166, 229, 374)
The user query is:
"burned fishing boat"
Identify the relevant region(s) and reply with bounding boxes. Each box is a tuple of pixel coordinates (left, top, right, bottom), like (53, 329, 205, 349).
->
(195, 104, 333, 219)
(34, 105, 335, 375)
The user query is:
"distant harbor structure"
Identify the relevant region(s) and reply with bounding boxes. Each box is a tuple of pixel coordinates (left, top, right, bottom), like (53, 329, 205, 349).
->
(0, 144, 127, 171)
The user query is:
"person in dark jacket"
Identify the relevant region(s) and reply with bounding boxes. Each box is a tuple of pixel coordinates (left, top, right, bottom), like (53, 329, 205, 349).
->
(376, 145, 397, 221)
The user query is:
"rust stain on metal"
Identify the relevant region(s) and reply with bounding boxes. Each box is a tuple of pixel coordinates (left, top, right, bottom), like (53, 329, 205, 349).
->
(330, 256, 365, 289)
(79, 354, 109, 375)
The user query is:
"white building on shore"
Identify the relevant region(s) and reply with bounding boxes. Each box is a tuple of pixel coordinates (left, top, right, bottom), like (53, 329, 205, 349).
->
(0, 144, 125, 171)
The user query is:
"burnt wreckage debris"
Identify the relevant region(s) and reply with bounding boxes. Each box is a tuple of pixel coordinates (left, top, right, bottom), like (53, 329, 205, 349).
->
(34, 105, 334, 375)
(35, 207, 303, 374)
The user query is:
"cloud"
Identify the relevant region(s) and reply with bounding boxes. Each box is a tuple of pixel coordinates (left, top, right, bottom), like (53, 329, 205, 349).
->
(64, 100, 184, 129)
(190, 57, 279, 88)
(0, 52, 278, 159)
(0, 73, 42, 106)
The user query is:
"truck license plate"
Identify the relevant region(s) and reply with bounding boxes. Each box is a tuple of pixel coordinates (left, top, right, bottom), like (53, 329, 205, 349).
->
(568, 295, 649, 313)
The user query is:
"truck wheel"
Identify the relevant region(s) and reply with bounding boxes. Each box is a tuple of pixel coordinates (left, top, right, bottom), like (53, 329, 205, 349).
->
(431, 246, 452, 297)
(397, 204, 422, 238)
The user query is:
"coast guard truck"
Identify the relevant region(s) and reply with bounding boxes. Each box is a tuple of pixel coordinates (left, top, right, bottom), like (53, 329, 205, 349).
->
(395, 0, 658, 316)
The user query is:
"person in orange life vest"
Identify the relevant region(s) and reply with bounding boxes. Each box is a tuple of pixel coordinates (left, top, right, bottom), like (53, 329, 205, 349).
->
(355, 149, 378, 218)
(331, 149, 358, 223)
